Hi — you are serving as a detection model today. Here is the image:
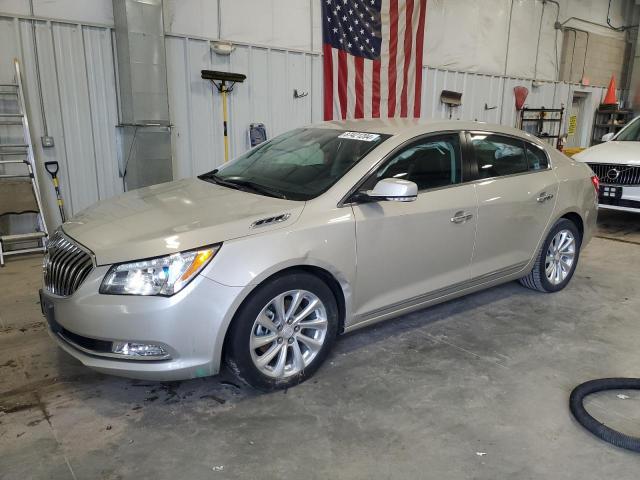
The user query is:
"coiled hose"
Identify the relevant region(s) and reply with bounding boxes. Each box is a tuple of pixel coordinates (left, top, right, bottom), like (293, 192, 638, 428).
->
(570, 378, 640, 453)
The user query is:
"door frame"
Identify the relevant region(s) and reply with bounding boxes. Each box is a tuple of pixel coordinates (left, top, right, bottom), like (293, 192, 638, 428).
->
(567, 91, 592, 148)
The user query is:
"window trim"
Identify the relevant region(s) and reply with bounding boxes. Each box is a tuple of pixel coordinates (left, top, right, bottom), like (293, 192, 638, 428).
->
(466, 130, 553, 183)
(339, 130, 470, 207)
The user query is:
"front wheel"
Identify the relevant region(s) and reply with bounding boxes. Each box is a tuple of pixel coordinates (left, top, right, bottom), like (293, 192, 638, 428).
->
(519, 218, 582, 293)
(225, 272, 339, 390)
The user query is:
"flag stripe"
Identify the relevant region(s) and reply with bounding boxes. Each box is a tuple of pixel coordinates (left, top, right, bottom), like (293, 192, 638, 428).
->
(413, 0, 427, 117)
(323, 43, 334, 121)
(372, 59, 381, 117)
(354, 56, 364, 118)
(364, 59, 373, 118)
(379, 0, 390, 118)
(338, 49, 348, 120)
(332, 48, 340, 120)
(400, 0, 414, 117)
(393, 0, 406, 117)
(347, 54, 355, 119)
(387, 0, 399, 117)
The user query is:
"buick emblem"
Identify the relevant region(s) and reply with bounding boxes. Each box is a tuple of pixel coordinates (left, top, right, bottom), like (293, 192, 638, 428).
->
(606, 168, 620, 181)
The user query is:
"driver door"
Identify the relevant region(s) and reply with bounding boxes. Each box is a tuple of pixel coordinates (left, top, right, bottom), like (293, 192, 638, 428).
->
(350, 132, 478, 320)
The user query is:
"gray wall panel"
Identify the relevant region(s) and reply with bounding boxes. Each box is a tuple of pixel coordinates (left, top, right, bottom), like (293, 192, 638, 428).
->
(82, 25, 122, 201)
(50, 22, 99, 213)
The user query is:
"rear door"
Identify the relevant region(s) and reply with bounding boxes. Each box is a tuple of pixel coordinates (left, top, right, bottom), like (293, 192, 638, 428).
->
(468, 132, 558, 278)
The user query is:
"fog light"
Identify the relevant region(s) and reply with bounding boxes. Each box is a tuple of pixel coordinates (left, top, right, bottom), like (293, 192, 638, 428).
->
(112, 341, 168, 358)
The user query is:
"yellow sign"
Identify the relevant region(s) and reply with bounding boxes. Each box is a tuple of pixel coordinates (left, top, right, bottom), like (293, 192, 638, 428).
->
(568, 115, 577, 136)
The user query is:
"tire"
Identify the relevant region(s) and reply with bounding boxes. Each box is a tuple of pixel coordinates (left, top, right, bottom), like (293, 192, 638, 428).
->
(519, 218, 582, 293)
(225, 271, 339, 391)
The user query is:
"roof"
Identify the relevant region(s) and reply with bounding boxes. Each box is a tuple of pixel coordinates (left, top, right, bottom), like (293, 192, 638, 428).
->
(314, 118, 545, 145)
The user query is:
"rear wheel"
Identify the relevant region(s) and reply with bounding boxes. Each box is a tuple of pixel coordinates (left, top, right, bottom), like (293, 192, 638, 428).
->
(226, 272, 338, 390)
(519, 218, 582, 293)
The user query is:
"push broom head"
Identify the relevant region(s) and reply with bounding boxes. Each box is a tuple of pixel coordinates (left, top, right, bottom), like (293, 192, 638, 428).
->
(201, 70, 246, 83)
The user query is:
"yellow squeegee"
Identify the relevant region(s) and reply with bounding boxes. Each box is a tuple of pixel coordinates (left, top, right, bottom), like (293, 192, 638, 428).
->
(201, 70, 246, 162)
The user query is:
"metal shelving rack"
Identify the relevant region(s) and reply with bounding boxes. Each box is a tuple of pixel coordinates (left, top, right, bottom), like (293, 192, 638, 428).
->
(519, 107, 565, 149)
(590, 108, 632, 145)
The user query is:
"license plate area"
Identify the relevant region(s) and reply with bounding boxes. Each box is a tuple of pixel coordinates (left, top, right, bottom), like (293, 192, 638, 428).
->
(600, 185, 622, 199)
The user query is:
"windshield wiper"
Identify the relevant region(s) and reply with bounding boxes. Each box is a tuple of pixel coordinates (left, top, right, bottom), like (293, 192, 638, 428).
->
(222, 178, 288, 199)
(198, 173, 287, 199)
(198, 171, 242, 190)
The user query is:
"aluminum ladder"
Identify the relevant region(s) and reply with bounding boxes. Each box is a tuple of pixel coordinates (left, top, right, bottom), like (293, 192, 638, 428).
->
(0, 59, 48, 266)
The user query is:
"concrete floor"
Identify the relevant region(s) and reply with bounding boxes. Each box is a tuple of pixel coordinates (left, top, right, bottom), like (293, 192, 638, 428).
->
(1, 209, 639, 479)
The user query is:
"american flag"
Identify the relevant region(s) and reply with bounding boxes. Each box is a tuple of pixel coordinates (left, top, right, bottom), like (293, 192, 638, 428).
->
(322, 0, 427, 120)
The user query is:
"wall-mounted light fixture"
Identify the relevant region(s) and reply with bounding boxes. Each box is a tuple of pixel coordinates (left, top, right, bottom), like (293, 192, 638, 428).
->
(211, 41, 235, 56)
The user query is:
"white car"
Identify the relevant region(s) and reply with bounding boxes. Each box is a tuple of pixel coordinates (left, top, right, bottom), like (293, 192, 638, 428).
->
(574, 116, 640, 213)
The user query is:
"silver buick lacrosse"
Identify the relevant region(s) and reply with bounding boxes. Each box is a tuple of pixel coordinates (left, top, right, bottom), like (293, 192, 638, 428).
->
(40, 119, 598, 390)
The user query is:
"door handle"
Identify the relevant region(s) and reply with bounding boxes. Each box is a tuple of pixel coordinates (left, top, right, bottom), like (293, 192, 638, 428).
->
(451, 211, 473, 224)
(536, 192, 554, 203)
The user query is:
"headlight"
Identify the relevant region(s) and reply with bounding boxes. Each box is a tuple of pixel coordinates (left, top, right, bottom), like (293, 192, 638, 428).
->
(99, 245, 221, 296)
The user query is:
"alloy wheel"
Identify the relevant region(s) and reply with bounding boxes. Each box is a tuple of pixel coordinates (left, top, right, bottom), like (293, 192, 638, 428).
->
(545, 229, 576, 285)
(249, 289, 328, 379)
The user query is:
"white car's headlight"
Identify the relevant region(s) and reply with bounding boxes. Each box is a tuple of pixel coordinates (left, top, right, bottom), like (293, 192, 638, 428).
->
(99, 245, 221, 296)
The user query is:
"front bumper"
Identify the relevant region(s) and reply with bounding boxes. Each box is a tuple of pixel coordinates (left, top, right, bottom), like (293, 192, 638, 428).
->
(40, 265, 244, 381)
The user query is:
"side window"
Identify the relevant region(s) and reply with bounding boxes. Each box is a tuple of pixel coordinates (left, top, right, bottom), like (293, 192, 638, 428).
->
(525, 143, 550, 171)
(374, 134, 462, 191)
(470, 134, 528, 178)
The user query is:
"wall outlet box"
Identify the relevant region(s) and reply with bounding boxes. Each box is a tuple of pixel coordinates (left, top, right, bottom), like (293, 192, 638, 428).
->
(41, 136, 55, 148)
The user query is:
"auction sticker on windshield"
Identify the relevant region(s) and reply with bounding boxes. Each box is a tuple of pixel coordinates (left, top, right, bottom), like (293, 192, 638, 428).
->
(338, 131, 381, 142)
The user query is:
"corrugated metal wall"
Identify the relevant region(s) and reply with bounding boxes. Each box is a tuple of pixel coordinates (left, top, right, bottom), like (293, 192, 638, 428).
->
(0, 15, 120, 230)
(0, 14, 323, 230)
(0, 13, 621, 233)
(422, 66, 616, 146)
(165, 35, 322, 179)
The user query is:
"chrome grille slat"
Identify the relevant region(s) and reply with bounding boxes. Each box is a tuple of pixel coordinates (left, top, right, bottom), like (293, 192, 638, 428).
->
(44, 231, 94, 296)
(70, 259, 93, 293)
(62, 250, 84, 294)
(587, 163, 640, 186)
(49, 239, 68, 290)
(55, 245, 76, 294)
(64, 253, 88, 293)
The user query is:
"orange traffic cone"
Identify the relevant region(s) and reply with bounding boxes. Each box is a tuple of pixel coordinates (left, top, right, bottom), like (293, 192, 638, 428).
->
(603, 75, 618, 105)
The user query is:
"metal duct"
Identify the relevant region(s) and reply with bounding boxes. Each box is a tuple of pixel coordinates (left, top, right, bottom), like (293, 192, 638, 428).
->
(113, 0, 169, 124)
(113, 0, 172, 190)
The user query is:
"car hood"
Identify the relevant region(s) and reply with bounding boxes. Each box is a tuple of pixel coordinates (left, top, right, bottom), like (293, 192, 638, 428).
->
(573, 141, 640, 165)
(63, 178, 304, 265)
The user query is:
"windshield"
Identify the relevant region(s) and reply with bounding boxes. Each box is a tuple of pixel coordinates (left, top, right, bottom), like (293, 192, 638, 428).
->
(615, 116, 640, 141)
(199, 128, 389, 200)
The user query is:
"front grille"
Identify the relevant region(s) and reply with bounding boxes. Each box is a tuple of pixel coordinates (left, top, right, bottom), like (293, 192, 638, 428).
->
(588, 163, 640, 185)
(43, 231, 94, 296)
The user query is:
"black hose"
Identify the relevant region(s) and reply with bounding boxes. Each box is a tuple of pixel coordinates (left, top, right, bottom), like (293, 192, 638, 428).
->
(569, 378, 640, 453)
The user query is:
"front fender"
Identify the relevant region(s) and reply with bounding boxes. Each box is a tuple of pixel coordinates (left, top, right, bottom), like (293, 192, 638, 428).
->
(200, 206, 357, 363)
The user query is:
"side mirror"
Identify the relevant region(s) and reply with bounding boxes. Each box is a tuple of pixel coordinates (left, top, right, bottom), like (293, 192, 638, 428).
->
(366, 178, 418, 202)
(601, 132, 615, 142)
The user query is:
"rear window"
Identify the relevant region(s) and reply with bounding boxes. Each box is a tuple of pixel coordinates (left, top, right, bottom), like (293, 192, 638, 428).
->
(525, 143, 549, 171)
(471, 134, 528, 178)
